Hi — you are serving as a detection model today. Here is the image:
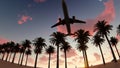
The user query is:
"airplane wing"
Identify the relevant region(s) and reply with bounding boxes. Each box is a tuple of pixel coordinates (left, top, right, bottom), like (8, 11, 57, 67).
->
(73, 19, 86, 23)
(51, 21, 65, 28)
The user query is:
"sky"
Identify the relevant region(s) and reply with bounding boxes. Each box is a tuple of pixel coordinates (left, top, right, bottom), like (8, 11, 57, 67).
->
(0, 0, 120, 68)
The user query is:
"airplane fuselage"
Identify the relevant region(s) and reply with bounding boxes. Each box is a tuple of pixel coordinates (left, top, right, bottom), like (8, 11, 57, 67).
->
(62, 0, 69, 18)
(62, 0, 71, 34)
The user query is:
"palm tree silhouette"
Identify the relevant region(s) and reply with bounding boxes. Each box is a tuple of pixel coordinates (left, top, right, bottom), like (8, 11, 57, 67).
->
(50, 32, 66, 68)
(94, 20, 117, 62)
(1, 43, 6, 60)
(92, 34, 105, 65)
(5, 41, 15, 61)
(25, 48, 32, 66)
(110, 37, 120, 58)
(20, 39, 31, 65)
(0, 45, 2, 59)
(117, 24, 120, 35)
(5, 42, 9, 61)
(18, 46, 24, 64)
(12, 43, 20, 63)
(46, 45, 55, 68)
(60, 42, 71, 68)
(33, 37, 47, 68)
(74, 29, 90, 68)
(8, 42, 15, 62)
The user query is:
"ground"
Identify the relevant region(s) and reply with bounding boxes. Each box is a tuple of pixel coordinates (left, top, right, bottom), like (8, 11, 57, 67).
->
(0, 59, 120, 68)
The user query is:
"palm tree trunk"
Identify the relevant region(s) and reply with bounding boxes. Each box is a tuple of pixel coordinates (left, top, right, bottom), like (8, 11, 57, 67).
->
(105, 34, 117, 62)
(2, 53, 5, 60)
(82, 51, 87, 68)
(98, 44, 105, 65)
(18, 53, 22, 64)
(64, 51, 67, 68)
(20, 52, 25, 65)
(34, 53, 39, 68)
(48, 53, 51, 68)
(25, 55, 28, 66)
(5, 53, 9, 61)
(56, 45, 59, 68)
(12, 52, 16, 63)
(115, 45, 120, 58)
(8, 53, 12, 62)
(84, 50, 89, 68)
(0, 54, 2, 59)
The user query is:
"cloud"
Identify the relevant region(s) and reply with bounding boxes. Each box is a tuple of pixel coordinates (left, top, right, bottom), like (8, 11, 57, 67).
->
(0, 37, 9, 44)
(60, 48, 78, 58)
(51, 53, 57, 60)
(59, 59, 64, 65)
(39, 55, 48, 62)
(57, 0, 115, 35)
(28, 57, 34, 64)
(34, 0, 46, 3)
(116, 35, 120, 40)
(18, 15, 32, 25)
(96, 0, 115, 23)
(52, 58, 64, 65)
(94, 53, 101, 61)
(71, 56, 83, 63)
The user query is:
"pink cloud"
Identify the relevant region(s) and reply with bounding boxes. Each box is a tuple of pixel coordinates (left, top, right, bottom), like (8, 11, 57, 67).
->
(52, 59, 64, 65)
(94, 53, 101, 61)
(61, 48, 78, 58)
(59, 59, 64, 65)
(68, 62, 73, 65)
(51, 53, 57, 60)
(34, 0, 46, 3)
(96, 0, 115, 23)
(18, 15, 32, 25)
(28, 57, 34, 64)
(71, 56, 83, 63)
(39, 55, 48, 62)
(0, 37, 9, 44)
(57, 0, 115, 35)
(116, 35, 120, 40)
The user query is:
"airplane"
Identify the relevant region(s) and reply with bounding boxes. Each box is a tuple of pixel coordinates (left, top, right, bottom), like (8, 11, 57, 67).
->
(51, 0, 86, 35)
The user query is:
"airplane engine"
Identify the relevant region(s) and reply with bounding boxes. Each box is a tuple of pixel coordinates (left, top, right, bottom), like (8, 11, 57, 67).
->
(58, 18, 62, 22)
(72, 16, 75, 20)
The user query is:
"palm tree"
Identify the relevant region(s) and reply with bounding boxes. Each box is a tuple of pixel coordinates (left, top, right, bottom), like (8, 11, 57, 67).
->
(77, 44, 88, 68)
(5, 41, 15, 61)
(46, 45, 55, 68)
(4, 42, 10, 61)
(0, 45, 2, 59)
(25, 48, 32, 66)
(20, 39, 31, 65)
(74, 29, 90, 68)
(110, 37, 120, 58)
(33, 37, 47, 68)
(1, 43, 6, 60)
(8, 42, 15, 62)
(92, 34, 105, 65)
(60, 42, 71, 68)
(50, 32, 66, 68)
(117, 24, 120, 35)
(12, 43, 20, 63)
(94, 20, 117, 62)
(18, 46, 24, 64)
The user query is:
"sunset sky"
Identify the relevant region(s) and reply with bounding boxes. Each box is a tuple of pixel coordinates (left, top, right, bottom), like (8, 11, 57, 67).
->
(0, 0, 120, 68)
